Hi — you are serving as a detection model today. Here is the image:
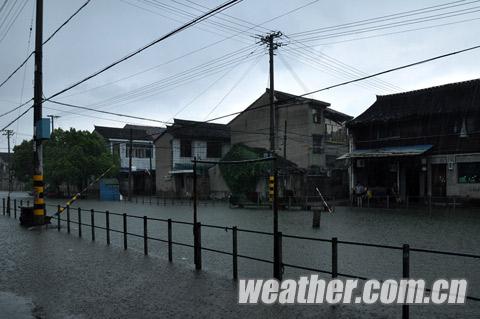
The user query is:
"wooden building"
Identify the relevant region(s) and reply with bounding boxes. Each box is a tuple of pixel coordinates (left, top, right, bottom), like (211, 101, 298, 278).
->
(342, 79, 480, 201)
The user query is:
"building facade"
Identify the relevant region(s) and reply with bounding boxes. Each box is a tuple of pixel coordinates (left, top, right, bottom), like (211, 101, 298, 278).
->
(94, 124, 163, 196)
(229, 89, 352, 197)
(155, 119, 230, 198)
(343, 79, 480, 201)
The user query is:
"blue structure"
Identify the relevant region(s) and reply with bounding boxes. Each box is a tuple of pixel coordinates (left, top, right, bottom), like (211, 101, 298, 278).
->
(99, 178, 120, 201)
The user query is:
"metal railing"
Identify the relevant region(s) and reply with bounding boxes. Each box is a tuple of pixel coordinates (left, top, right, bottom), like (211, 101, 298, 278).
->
(2, 197, 480, 318)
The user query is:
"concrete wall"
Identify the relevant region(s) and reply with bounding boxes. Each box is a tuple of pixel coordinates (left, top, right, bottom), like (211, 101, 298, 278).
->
(155, 133, 174, 194)
(430, 153, 480, 198)
(109, 139, 155, 171)
(229, 93, 329, 170)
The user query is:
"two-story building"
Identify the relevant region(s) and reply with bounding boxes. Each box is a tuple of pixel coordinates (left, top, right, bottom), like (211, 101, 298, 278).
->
(342, 79, 480, 201)
(94, 124, 164, 195)
(155, 119, 230, 197)
(229, 89, 352, 197)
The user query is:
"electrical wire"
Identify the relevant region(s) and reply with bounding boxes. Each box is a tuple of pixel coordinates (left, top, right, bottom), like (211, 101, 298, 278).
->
(45, 0, 244, 101)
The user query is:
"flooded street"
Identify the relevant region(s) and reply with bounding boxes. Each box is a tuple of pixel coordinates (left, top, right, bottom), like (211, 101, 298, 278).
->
(3, 192, 477, 318)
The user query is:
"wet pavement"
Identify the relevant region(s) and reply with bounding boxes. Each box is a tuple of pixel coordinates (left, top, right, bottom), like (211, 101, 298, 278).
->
(1, 193, 480, 318)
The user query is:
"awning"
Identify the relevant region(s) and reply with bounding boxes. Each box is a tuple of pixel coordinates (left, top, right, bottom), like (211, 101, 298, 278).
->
(169, 169, 194, 174)
(337, 144, 433, 160)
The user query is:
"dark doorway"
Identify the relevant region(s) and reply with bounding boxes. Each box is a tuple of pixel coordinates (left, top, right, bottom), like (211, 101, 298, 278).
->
(405, 166, 420, 197)
(431, 164, 447, 197)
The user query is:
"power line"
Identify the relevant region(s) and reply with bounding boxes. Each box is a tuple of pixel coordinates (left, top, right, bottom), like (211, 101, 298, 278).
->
(0, 0, 29, 44)
(0, 0, 92, 90)
(45, 0, 244, 101)
(0, 105, 32, 131)
(43, 0, 91, 45)
(59, 0, 321, 100)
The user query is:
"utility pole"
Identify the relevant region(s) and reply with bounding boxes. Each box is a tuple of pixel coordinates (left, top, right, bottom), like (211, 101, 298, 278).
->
(128, 128, 133, 201)
(47, 115, 60, 132)
(33, 0, 45, 225)
(283, 120, 287, 159)
(259, 31, 283, 280)
(3, 129, 14, 213)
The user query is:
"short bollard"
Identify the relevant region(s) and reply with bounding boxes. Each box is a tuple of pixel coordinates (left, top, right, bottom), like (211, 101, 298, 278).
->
(312, 209, 321, 228)
(332, 237, 338, 278)
(57, 205, 61, 231)
(232, 226, 238, 280)
(168, 219, 172, 262)
(105, 210, 110, 245)
(78, 208, 82, 238)
(123, 213, 127, 250)
(91, 209, 95, 241)
(143, 216, 148, 256)
(402, 244, 410, 319)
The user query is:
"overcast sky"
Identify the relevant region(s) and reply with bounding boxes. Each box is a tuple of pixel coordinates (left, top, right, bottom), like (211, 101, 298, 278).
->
(1, 0, 480, 150)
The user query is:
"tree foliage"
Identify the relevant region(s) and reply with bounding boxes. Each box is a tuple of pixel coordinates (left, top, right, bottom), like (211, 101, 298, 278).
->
(12, 128, 119, 194)
(219, 144, 270, 197)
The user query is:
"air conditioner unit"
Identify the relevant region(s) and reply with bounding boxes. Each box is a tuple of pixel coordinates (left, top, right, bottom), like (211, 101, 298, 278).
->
(447, 155, 455, 170)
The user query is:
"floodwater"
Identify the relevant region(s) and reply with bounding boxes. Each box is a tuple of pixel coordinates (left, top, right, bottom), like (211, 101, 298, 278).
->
(3, 192, 480, 318)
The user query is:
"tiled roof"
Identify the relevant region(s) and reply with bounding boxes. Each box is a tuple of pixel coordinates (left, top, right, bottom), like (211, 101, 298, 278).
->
(348, 78, 480, 127)
(94, 125, 154, 141)
(162, 119, 230, 141)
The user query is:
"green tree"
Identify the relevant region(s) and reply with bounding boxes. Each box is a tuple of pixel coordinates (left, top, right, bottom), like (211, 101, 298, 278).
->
(219, 144, 270, 198)
(13, 128, 119, 195)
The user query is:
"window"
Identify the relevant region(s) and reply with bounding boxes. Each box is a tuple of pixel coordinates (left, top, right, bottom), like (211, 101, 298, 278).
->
(312, 134, 323, 154)
(312, 110, 322, 124)
(180, 139, 192, 157)
(207, 141, 222, 158)
(125, 144, 152, 158)
(458, 162, 480, 184)
(112, 144, 120, 156)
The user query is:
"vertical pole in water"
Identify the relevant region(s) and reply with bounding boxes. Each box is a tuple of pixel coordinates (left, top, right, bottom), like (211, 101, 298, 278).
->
(13, 199, 16, 219)
(123, 213, 127, 250)
(193, 157, 198, 267)
(143, 216, 148, 256)
(402, 244, 410, 319)
(232, 226, 238, 280)
(78, 208, 82, 237)
(332, 237, 338, 278)
(90, 209, 95, 241)
(57, 205, 61, 231)
(168, 218, 172, 262)
(105, 210, 110, 245)
(66, 205, 70, 234)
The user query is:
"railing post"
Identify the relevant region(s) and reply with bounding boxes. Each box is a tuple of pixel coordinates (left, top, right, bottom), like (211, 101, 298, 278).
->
(402, 244, 410, 319)
(7, 196, 10, 216)
(91, 209, 95, 241)
(78, 208, 82, 238)
(67, 205, 71, 234)
(332, 237, 338, 278)
(105, 210, 110, 245)
(57, 205, 61, 231)
(232, 226, 238, 280)
(194, 222, 202, 270)
(20, 199, 23, 207)
(2, 198, 5, 215)
(168, 218, 172, 262)
(143, 216, 148, 256)
(14, 199, 17, 219)
(123, 213, 127, 250)
(277, 231, 283, 280)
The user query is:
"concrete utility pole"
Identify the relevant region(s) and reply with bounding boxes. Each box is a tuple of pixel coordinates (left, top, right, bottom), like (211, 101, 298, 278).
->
(128, 128, 133, 201)
(33, 0, 45, 225)
(47, 115, 60, 132)
(260, 31, 283, 280)
(3, 129, 14, 213)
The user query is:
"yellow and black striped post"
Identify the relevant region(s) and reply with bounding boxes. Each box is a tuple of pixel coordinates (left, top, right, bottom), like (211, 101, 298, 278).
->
(33, 174, 45, 224)
(268, 175, 275, 202)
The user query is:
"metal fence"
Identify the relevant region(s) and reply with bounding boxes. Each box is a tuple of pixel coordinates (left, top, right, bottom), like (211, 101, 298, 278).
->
(2, 197, 480, 319)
